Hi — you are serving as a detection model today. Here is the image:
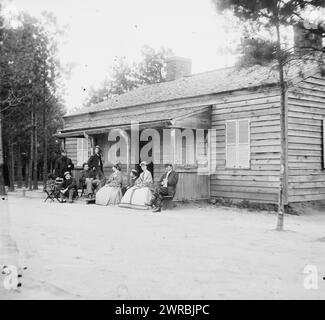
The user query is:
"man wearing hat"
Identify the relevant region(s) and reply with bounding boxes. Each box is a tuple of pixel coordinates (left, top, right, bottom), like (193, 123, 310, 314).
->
(54, 150, 75, 179)
(59, 171, 78, 203)
(88, 145, 104, 183)
(79, 163, 101, 198)
(148, 163, 178, 212)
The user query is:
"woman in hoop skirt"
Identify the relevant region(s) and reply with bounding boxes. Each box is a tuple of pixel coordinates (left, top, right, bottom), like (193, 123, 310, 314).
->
(96, 163, 122, 206)
(119, 161, 153, 210)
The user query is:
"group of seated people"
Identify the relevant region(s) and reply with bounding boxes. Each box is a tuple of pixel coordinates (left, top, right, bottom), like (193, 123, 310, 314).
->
(91, 161, 178, 212)
(49, 147, 178, 212)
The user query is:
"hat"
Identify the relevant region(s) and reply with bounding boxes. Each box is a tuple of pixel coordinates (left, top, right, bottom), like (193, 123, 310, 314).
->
(131, 169, 138, 176)
(140, 161, 148, 166)
(95, 145, 101, 149)
(64, 171, 71, 177)
(113, 163, 121, 171)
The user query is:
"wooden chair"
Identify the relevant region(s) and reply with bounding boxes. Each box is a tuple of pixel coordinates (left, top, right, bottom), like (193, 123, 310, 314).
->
(44, 178, 63, 203)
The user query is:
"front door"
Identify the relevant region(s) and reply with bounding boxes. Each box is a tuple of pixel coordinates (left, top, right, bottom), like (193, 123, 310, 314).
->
(136, 138, 154, 179)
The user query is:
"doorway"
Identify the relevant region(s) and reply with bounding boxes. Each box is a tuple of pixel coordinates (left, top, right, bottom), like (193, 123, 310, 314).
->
(136, 137, 154, 180)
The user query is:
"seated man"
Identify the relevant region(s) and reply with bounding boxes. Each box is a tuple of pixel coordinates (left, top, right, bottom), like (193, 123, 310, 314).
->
(79, 163, 101, 198)
(148, 163, 178, 212)
(59, 171, 78, 203)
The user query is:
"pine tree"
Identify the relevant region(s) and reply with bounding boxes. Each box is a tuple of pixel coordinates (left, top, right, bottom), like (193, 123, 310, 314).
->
(212, 0, 325, 230)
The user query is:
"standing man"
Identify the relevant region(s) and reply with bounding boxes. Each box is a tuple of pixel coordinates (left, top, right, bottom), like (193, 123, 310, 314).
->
(148, 163, 178, 212)
(54, 150, 74, 179)
(88, 145, 105, 185)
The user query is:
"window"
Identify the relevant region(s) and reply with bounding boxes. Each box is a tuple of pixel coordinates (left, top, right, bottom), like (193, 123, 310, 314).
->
(171, 128, 209, 167)
(226, 119, 250, 169)
(77, 138, 89, 167)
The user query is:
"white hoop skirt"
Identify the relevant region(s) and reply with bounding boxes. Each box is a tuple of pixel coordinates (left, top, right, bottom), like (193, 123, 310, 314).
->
(96, 185, 122, 206)
(119, 186, 152, 210)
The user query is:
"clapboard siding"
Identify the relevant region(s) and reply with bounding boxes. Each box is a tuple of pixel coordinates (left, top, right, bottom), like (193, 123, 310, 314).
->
(210, 88, 281, 204)
(65, 138, 78, 165)
(287, 74, 325, 202)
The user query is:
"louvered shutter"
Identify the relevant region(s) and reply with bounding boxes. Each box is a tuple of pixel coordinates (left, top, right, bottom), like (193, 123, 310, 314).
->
(77, 138, 89, 167)
(83, 139, 89, 164)
(237, 119, 250, 168)
(226, 121, 237, 168)
(77, 138, 83, 167)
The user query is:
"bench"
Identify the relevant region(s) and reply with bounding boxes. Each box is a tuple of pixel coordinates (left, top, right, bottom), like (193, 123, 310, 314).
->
(161, 195, 175, 210)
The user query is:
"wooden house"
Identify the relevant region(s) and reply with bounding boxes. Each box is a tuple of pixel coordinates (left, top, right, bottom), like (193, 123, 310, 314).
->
(56, 57, 325, 205)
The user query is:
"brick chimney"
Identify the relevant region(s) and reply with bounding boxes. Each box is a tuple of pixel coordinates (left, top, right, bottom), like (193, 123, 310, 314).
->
(294, 22, 323, 55)
(165, 56, 192, 81)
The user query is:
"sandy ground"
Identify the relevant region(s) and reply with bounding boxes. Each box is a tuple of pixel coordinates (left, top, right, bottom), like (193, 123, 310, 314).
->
(0, 196, 324, 300)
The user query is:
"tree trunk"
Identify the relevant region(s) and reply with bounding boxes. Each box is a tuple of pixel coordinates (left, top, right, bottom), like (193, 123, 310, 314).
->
(0, 10, 5, 196)
(42, 105, 48, 191)
(25, 161, 29, 188)
(8, 142, 15, 192)
(0, 108, 5, 196)
(33, 114, 38, 190)
(28, 108, 34, 190)
(17, 145, 23, 188)
(275, 21, 287, 231)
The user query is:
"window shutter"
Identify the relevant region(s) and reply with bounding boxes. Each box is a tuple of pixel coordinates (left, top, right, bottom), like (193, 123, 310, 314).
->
(237, 120, 250, 168)
(226, 121, 237, 168)
(83, 139, 89, 164)
(77, 138, 89, 167)
(77, 138, 83, 167)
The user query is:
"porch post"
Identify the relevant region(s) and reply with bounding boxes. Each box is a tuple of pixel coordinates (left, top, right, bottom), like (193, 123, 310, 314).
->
(126, 130, 131, 184)
(117, 128, 131, 185)
(170, 128, 176, 165)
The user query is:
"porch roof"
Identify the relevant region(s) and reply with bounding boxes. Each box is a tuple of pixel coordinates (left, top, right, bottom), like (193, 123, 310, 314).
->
(57, 105, 210, 138)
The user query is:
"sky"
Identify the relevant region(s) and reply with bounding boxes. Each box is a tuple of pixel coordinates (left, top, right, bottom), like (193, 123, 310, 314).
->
(4, 0, 240, 110)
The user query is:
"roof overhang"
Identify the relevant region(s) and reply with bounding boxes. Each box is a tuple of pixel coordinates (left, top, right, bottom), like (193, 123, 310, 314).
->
(54, 119, 173, 138)
(55, 106, 212, 139)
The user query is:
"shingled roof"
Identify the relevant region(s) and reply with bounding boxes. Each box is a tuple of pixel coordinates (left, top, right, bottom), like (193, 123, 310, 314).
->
(67, 61, 321, 117)
(68, 64, 281, 116)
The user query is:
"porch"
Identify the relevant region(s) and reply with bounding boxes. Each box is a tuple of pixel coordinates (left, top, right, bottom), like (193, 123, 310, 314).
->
(56, 106, 212, 201)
